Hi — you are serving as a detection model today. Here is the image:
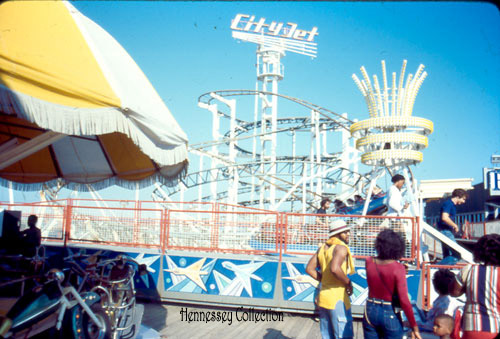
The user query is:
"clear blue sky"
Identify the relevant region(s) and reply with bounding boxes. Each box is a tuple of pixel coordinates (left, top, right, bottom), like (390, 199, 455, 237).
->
(3, 1, 500, 202)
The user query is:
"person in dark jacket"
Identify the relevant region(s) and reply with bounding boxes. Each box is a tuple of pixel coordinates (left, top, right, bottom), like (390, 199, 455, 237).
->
(21, 214, 41, 257)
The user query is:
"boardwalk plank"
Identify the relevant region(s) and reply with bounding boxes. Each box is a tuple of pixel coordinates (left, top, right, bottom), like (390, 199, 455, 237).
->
(294, 316, 317, 338)
(140, 302, 365, 339)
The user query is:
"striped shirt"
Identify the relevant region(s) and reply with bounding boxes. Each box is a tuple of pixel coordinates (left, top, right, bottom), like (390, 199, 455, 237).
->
(458, 264, 500, 333)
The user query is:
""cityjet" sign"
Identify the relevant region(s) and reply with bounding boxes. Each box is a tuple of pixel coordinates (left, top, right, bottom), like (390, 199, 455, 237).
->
(231, 14, 318, 42)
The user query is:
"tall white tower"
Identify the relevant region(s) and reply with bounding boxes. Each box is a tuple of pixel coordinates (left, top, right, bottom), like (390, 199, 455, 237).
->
(351, 60, 433, 167)
(351, 60, 434, 215)
(231, 14, 318, 208)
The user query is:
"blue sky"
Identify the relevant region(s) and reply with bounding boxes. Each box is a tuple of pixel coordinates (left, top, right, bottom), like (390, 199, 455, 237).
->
(3, 1, 500, 203)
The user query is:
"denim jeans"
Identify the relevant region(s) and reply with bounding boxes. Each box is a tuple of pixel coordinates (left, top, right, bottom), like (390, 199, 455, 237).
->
(363, 300, 403, 339)
(319, 303, 353, 339)
(440, 229, 461, 259)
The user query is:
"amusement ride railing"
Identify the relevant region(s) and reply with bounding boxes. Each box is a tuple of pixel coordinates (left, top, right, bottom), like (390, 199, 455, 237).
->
(282, 213, 418, 262)
(419, 262, 467, 310)
(425, 211, 485, 227)
(463, 219, 500, 239)
(0, 199, 419, 262)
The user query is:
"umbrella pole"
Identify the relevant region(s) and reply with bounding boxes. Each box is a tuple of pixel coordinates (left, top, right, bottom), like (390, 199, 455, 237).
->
(0, 131, 65, 170)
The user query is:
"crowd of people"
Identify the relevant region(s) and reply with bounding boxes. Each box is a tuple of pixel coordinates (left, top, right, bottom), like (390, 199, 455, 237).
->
(317, 174, 469, 262)
(4, 178, 499, 339)
(306, 220, 500, 339)
(307, 175, 500, 339)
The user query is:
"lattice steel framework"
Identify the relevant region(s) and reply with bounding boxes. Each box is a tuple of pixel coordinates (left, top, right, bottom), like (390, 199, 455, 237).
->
(153, 89, 366, 212)
(149, 16, 383, 213)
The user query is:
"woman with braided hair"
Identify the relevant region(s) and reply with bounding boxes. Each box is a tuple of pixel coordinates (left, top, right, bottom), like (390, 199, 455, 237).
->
(452, 233, 500, 339)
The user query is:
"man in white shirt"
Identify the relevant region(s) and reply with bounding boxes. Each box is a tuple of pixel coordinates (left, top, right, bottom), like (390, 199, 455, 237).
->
(386, 174, 412, 246)
(387, 174, 409, 216)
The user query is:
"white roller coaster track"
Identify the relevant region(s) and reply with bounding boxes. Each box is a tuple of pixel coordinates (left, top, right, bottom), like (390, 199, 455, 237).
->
(152, 89, 378, 212)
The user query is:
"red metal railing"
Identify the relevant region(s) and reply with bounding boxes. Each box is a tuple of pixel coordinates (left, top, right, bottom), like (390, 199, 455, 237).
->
(420, 263, 467, 309)
(0, 199, 418, 260)
(463, 219, 500, 239)
(164, 209, 280, 254)
(281, 212, 418, 262)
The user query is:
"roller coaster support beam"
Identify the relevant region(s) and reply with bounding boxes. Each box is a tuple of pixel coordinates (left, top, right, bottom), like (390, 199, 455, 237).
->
(199, 102, 221, 202)
(271, 164, 347, 211)
(189, 148, 317, 209)
(210, 93, 239, 205)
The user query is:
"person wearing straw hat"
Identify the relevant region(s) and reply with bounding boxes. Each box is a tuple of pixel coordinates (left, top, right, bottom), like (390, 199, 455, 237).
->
(306, 219, 356, 339)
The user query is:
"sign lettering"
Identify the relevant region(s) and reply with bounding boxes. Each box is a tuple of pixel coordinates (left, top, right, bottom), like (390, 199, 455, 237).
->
(484, 168, 500, 196)
(231, 14, 318, 42)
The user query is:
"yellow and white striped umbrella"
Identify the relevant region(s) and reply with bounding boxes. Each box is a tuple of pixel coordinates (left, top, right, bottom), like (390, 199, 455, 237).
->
(0, 1, 188, 190)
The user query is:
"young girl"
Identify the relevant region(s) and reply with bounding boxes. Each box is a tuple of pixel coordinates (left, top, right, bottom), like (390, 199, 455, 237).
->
(417, 269, 461, 332)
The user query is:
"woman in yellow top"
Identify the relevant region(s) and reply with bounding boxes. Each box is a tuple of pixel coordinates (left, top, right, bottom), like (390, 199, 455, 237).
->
(306, 219, 356, 339)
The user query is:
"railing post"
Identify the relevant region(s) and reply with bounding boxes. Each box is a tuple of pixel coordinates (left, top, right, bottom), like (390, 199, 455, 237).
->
(415, 217, 420, 269)
(165, 209, 171, 250)
(420, 263, 426, 309)
(425, 265, 431, 309)
(64, 199, 73, 247)
(283, 213, 288, 258)
(278, 212, 283, 262)
(160, 209, 167, 254)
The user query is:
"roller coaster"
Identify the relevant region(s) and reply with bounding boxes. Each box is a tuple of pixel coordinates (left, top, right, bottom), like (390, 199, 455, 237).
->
(153, 89, 374, 212)
(150, 11, 433, 217)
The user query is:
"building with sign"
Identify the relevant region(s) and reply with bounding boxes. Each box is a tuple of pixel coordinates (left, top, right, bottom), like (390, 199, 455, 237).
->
(425, 156, 500, 223)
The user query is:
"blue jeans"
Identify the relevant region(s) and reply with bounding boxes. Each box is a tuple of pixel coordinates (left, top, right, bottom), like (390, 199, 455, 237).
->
(319, 302, 353, 339)
(363, 300, 403, 339)
(440, 229, 460, 259)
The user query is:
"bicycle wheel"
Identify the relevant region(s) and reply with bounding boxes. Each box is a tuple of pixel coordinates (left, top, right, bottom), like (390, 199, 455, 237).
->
(80, 303, 111, 339)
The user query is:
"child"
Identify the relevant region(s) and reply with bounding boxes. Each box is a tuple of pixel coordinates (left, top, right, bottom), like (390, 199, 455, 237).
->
(433, 314, 454, 339)
(417, 269, 460, 332)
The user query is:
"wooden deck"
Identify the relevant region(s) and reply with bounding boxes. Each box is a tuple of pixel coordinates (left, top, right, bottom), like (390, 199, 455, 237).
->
(141, 302, 365, 339)
(1, 298, 365, 338)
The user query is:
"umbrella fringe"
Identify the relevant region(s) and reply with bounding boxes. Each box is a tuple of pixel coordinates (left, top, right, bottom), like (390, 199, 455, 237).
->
(0, 85, 188, 170)
(0, 164, 187, 195)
